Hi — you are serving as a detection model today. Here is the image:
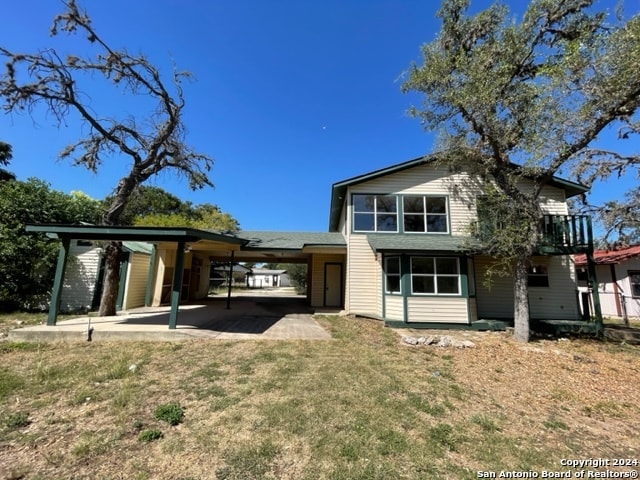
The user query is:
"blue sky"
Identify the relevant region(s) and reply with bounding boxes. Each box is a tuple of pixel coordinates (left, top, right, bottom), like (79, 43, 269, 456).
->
(1, 0, 638, 233)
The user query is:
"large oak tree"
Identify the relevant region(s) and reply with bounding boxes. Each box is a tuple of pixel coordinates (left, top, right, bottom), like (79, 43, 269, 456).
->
(0, 1, 214, 316)
(402, 0, 640, 341)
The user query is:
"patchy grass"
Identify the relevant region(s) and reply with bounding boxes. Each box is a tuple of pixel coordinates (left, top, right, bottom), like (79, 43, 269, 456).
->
(1, 315, 639, 479)
(0, 311, 80, 337)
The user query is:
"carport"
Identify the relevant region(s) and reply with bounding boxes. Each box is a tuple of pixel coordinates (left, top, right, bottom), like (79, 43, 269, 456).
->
(26, 224, 246, 329)
(26, 225, 347, 329)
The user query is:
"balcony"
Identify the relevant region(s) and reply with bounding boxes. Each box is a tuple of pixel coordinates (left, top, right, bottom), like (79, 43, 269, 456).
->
(537, 214, 593, 255)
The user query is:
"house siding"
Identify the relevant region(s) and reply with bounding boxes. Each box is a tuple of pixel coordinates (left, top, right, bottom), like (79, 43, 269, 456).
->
(384, 295, 404, 321)
(346, 235, 381, 317)
(475, 255, 579, 320)
(122, 252, 150, 310)
(311, 253, 346, 307)
(406, 297, 469, 323)
(60, 242, 102, 312)
(348, 164, 477, 236)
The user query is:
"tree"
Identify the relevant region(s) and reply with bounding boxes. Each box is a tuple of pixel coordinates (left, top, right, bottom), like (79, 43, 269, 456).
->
(402, 0, 640, 341)
(0, 178, 103, 311)
(0, 141, 15, 181)
(110, 186, 188, 226)
(0, 1, 214, 316)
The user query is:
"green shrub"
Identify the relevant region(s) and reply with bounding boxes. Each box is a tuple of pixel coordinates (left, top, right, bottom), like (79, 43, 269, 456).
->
(138, 429, 163, 442)
(4, 411, 30, 429)
(154, 402, 184, 426)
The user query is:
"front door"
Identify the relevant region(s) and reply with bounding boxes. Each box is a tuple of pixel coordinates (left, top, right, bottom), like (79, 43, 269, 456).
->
(324, 263, 343, 307)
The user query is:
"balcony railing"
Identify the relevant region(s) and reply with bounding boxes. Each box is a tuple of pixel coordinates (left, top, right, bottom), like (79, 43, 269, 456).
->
(538, 214, 592, 254)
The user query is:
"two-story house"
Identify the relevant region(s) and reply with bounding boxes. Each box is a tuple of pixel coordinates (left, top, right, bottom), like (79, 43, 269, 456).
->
(327, 155, 593, 328)
(29, 155, 597, 330)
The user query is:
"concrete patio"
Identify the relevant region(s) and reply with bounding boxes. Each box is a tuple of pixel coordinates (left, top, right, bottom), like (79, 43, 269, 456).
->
(7, 289, 338, 342)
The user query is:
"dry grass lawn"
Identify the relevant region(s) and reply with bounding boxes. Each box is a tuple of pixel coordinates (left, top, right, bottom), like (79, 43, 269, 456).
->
(1, 314, 639, 479)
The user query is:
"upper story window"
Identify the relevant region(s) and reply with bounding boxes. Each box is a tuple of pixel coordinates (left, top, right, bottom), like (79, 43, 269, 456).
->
(352, 194, 449, 233)
(353, 194, 398, 232)
(403, 195, 448, 233)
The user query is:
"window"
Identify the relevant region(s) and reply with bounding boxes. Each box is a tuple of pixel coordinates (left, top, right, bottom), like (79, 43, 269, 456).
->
(629, 271, 640, 298)
(403, 196, 448, 233)
(353, 194, 397, 232)
(411, 257, 460, 295)
(385, 257, 401, 294)
(528, 264, 549, 287)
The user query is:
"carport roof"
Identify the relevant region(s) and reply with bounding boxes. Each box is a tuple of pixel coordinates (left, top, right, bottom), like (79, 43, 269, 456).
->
(26, 224, 246, 245)
(234, 231, 347, 251)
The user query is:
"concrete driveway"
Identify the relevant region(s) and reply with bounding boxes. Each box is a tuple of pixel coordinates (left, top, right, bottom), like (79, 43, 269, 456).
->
(8, 289, 335, 342)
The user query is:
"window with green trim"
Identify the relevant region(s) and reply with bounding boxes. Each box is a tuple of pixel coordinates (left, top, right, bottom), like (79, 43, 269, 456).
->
(403, 195, 448, 233)
(385, 256, 401, 294)
(411, 257, 460, 295)
(353, 194, 398, 232)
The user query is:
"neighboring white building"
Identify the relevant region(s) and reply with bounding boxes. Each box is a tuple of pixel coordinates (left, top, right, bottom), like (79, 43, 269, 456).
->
(574, 246, 640, 320)
(246, 269, 289, 288)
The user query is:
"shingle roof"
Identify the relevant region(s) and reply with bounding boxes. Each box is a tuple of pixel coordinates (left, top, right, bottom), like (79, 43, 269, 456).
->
(236, 231, 346, 251)
(366, 233, 479, 253)
(574, 245, 640, 266)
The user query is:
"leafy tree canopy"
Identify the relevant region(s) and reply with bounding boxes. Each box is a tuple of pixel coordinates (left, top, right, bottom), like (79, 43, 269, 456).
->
(0, 141, 14, 181)
(402, 0, 640, 341)
(0, 178, 103, 311)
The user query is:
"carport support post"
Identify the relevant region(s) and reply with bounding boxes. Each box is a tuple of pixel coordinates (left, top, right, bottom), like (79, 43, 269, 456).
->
(226, 250, 235, 309)
(47, 238, 71, 326)
(169, 241, 185, 329)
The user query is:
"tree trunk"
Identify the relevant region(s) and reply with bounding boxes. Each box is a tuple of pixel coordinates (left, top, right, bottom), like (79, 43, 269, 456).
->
(98, 241, 122, 316)
(513, 257, 530, 342)
(98, 176, 138, 317)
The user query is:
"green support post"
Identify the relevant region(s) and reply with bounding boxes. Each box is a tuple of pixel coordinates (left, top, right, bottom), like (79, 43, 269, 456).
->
(169, 241, 185, 329)
(586, 217, 603, 334)
(47, 238, 71, 326)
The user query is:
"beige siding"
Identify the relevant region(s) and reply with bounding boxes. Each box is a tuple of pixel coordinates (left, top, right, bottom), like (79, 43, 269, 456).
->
(474, 256, 517, 319)
(310, 253, 346, 307)
(348, 163, 477, 236)
(384, 296, 404, 321)
(518, 180, 569, 215)
(61, 242, 102, 312)
(122, 253, 150, 310)
(344, 163, 571, 236)
(475, 255, 579, 320)
(406, 297, 469, 323)
(529, 255, 579, 320)
(346, 235, 381, 316)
